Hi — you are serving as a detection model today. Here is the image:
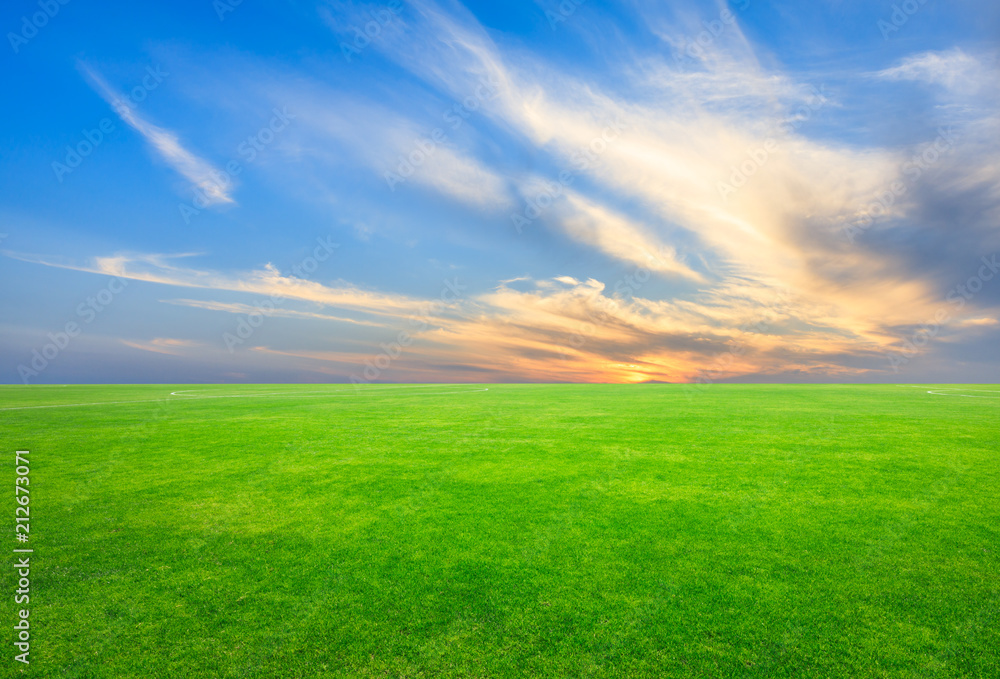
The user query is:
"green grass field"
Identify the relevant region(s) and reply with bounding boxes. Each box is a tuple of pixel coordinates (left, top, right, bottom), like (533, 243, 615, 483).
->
(2, 384, 998, 677)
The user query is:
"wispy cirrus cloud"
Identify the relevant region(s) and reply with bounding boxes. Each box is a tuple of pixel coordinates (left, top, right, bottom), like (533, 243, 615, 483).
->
(343, 1, 942, 340)
(349, 1, 1000, 349)
(160, 298, 387, 327)
(6, 250, 427, 319)
(80, 63, 234, 205)
(120, 337, 205, 356)
(875, 48, 994, 94)
(212, 71, 513, 211)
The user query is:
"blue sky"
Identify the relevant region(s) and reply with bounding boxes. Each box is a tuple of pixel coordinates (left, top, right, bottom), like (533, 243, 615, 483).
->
(1, 0, 998, 383)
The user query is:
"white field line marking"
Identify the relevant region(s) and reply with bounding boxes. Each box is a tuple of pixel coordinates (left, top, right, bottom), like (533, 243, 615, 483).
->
(898, 385, 1000, 399)
(926, 388, 1000, 399)
(0, 386, 489, 412)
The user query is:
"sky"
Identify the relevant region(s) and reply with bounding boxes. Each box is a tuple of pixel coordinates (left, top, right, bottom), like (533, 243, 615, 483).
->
(0, 0, 998, 384)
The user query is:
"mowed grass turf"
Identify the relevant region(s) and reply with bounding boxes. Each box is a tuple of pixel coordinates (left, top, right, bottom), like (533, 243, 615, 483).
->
(1, 384, 998, 678)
